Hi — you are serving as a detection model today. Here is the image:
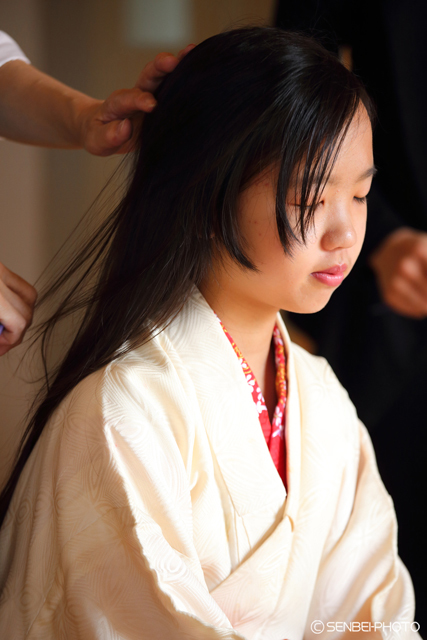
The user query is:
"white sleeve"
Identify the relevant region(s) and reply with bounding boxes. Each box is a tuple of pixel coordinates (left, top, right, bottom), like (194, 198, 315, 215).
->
(0, 31, 30, 67)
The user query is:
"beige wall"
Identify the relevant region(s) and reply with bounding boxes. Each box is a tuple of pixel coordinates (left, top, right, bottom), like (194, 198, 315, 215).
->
(0, 0, 275, 480)
(0, 0, 47, 479)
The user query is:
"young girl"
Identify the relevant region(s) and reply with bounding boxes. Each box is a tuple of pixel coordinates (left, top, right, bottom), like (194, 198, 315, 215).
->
(0, 28, 418, 639)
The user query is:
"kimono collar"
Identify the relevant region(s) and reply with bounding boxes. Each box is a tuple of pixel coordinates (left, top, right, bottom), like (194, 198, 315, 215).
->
(164, 289, 301, 529)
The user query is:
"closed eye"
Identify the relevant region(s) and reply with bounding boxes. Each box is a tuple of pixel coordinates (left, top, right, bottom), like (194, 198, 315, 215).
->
(286, 201, 320, 209)
(354, 195, 368, 204)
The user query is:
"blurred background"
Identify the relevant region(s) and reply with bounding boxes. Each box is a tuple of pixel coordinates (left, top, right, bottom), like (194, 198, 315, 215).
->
(0, 0, 275, 474)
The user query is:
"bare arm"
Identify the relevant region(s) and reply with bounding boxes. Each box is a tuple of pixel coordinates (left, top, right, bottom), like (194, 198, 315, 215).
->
(0, 47, 193, 156)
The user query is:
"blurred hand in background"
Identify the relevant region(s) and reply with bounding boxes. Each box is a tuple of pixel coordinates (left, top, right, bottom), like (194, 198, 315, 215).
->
(0, 263, 37, 356)
(370, 227, 427, 318)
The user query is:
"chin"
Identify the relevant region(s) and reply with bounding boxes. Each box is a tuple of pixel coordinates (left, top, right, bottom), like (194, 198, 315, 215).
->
(287, 293, 334, 315)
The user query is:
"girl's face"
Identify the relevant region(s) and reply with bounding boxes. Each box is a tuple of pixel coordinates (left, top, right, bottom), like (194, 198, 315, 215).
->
(212, 108, 374, 316)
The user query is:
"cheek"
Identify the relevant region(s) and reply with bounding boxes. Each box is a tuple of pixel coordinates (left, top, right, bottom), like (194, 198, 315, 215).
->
(245, 212, 315, 279)
(244, 214, 282, 265)
(355, 211, 368, 252)
(237, 179, 279, 258)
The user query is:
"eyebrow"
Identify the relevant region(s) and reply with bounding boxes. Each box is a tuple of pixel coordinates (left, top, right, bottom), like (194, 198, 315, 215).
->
(313, 165, 378, 187)
(354, 165, 378, 182)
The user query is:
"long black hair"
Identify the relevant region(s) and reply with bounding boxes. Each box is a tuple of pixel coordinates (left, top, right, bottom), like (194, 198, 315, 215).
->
(0, 27, 374, 524)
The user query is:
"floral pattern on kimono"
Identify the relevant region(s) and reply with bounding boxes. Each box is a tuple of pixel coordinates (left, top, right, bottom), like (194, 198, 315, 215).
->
(217, 319, 287, 487)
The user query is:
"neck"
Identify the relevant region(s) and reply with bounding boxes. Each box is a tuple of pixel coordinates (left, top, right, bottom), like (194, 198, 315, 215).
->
(199, 277, 278, 398)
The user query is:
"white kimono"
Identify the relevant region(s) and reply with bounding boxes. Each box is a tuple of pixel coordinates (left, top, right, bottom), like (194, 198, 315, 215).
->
(0, 290, 419, 639)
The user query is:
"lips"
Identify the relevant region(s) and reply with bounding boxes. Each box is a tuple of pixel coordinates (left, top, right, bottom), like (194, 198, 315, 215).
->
(311, 263, 347, 287)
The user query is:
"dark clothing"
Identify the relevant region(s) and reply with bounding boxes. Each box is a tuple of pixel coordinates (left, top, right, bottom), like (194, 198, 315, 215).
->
(276, 0, 427, 624)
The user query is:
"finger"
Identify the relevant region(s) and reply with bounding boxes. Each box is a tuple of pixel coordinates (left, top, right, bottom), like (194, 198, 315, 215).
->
(135, 46, 195, 94)
(0, 263, 37, 307)
(0, 294, 34, 352)
(0, 328, 24, 355)
(113, 116, 144, 154)
(412, 239, 427, 278)
(398, 256, 427, 299)
(385, 276, 427, 318)
(99, 88, 157, 123)
(176, 43, 195, 61)
(0, 280, 35, 326)
(135, 52, 180, 93)
(85, 119, 134, 156)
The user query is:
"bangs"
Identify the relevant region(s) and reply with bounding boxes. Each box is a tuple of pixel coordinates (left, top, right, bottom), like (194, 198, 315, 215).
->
(276, 94, 367, 249)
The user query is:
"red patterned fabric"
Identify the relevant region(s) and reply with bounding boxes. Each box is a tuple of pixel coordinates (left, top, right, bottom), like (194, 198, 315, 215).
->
(218, 319, 287, 487)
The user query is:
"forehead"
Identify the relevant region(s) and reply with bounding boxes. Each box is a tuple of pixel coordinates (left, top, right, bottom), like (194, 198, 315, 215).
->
(323, 109, 374, 183)
(289, 108, 374, 191)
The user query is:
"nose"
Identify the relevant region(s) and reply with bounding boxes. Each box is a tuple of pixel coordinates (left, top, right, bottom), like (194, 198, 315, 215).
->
(321, 206, 357, 252)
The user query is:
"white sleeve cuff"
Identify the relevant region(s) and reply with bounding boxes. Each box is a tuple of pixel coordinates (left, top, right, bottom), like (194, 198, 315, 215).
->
(0, 30, 30, 67)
